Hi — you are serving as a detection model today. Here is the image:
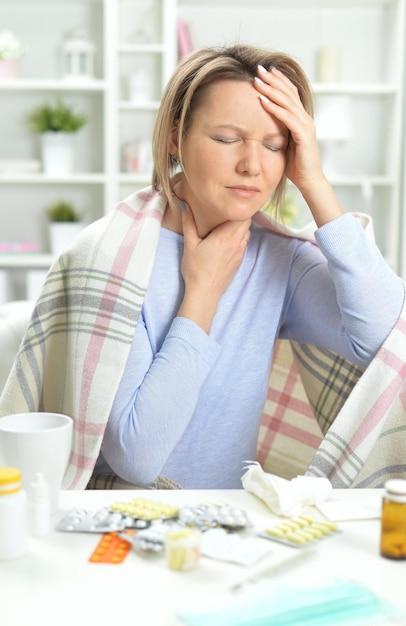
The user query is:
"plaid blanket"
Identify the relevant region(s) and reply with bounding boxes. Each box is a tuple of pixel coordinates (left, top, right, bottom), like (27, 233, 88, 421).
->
(0, 187, 405, 489)
(258, 324, 406, 487)
(0, 187, 164, 489)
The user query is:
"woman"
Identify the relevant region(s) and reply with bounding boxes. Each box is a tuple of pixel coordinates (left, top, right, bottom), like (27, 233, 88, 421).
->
(92, 45, 404, 489)
(1, 45, 404, 490)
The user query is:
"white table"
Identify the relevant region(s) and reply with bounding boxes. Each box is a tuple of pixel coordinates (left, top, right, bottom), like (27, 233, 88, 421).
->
(1, 488, 404, 625)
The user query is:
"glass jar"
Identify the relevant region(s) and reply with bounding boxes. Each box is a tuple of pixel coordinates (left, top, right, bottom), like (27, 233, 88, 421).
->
(165, 528, 201, 571)
(380, 479, 406, 560)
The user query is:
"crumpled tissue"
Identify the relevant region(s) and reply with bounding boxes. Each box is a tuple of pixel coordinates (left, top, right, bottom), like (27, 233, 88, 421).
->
(241, 461, 332, 517)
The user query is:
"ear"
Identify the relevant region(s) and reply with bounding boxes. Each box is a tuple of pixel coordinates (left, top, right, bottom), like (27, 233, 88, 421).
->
(168, 123, 179, 157)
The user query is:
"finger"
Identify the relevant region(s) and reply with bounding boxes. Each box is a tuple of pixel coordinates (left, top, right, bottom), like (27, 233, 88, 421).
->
(256, 65, 299, 100)
(256, 81, 303, 120)
(255, 66, 304, 120)
(255, 78, 312, 142)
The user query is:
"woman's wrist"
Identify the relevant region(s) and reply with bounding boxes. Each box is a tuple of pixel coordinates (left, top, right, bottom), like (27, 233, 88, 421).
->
(300, 176, 345, 227)
(178, 289, 218, 335)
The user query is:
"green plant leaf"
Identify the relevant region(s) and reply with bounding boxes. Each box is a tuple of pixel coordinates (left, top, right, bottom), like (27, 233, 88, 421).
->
(26, 98, 87, 133)
(46, 201, 81, 222)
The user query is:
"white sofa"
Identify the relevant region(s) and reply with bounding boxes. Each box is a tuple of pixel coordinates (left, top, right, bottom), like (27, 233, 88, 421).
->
(0, 300, 34, 393)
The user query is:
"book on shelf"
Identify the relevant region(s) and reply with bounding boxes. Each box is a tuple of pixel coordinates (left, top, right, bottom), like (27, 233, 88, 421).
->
(177, 20, 194, 59)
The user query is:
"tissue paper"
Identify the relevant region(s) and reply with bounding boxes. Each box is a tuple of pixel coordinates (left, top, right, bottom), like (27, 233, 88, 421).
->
(241, 462, 332, 517)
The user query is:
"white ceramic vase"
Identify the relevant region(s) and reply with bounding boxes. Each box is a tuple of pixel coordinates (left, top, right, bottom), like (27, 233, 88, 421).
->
(48, 222, 83, 257)
(41, 132, 75, 175)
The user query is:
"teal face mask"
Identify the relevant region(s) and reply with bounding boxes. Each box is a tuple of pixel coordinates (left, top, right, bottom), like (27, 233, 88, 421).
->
(179, 578, 402, 626)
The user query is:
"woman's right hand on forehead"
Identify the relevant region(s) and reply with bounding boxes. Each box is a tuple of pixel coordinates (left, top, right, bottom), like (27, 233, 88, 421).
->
(254, 65, 345, 227)
(254, 65, 323, 192)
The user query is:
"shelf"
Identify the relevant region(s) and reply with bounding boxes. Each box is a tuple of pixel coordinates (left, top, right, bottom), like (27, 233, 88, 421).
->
(119, 174, 395, 190)
(0, 174, 107, 184)
(0, 79, 107, 92)
(119, 44, 166, 54)
(1, 0, 104, 4)
(0, 254, 54, 269)
(312, 83, 399, 96)
(326, 176, 395, 187)
(119, 173, 152, 185)
(119, 101, 160, 111)
(178, 0, 397, 6)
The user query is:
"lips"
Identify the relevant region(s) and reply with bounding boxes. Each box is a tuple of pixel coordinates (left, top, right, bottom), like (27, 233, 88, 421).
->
(227, 185, 260, 199)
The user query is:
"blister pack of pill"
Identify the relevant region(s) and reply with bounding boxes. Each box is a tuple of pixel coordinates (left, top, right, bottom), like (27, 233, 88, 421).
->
(56, 499, 252, 536)
(56, 507, 134, 533)
(109, 497, 179, 521)
(89, 532, 133, 564)
(179, 502, 251, 531)
(56, 497, 181, 533)
(124, 522, 171, 554)
(258, 515, 339, 548)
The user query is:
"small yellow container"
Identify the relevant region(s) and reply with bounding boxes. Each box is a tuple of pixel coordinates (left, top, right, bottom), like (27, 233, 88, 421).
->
(165, 528, 201, 571)
(380, 479, 406, 560)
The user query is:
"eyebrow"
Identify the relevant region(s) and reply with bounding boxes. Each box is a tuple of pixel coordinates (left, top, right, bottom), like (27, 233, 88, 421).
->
(211, 124, 287, 139)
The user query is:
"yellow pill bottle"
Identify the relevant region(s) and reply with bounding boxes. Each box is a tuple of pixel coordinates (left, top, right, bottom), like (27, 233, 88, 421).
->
(380, 479, 406, 560)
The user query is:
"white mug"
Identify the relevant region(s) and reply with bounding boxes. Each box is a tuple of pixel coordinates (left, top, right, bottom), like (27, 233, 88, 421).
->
(0, 412, 73, 513)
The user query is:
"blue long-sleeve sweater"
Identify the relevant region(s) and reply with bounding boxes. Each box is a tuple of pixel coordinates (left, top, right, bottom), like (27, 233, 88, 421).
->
(95, 213, 404, 488)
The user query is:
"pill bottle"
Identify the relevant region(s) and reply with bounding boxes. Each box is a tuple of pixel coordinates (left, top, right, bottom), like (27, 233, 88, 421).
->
(0, 467, 28, 560)
(380, 479, 406, 560)
(165, 528, 201, 571)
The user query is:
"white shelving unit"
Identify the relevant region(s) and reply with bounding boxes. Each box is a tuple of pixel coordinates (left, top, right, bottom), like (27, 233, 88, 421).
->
(0, 0, 108, 299)
(0, 0, 177, 300)
(178, 0, 406, 276)
(115, 0, 177, 199)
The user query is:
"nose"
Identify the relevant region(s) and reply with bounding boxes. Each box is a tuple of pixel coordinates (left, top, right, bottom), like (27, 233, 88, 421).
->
(236, 139, 261, 176)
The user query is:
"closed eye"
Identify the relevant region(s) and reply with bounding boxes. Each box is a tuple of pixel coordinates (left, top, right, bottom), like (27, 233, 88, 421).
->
(264, 143, 284, 152)
(211, 136, 241, 144)
(212, 135, 286, 152)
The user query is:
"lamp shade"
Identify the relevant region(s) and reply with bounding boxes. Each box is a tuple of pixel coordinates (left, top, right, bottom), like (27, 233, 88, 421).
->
(315, 95, 353, 142)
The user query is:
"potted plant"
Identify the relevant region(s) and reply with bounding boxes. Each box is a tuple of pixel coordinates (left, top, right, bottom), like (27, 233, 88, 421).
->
(46, 200, 84, 256)
(26, 98, 87, 175)
(0, 30, 27, 79)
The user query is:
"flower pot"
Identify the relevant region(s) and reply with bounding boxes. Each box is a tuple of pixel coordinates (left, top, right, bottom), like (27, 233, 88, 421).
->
(0, 58, 21, 79)
(41, 132, 75, 176)
(48, 222, 83, 257)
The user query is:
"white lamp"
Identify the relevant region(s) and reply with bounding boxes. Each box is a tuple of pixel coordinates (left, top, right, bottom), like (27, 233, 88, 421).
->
(315, 95, 353, 177)
(62, 29, 95, 81)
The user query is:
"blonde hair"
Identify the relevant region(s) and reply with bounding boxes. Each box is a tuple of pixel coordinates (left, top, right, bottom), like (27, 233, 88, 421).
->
(152, 44, 314, 214)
